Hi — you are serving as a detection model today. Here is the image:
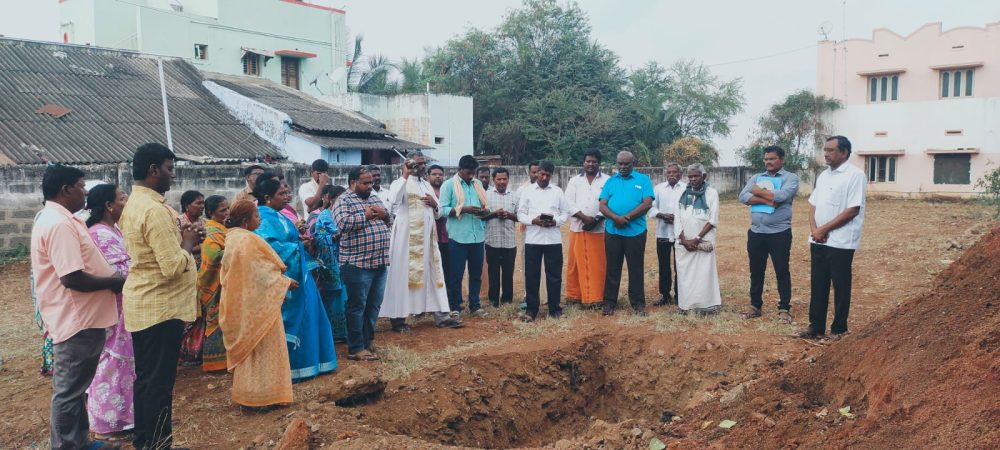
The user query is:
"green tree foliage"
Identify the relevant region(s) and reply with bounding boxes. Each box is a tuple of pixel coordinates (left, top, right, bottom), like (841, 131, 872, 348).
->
(976, 163, 1000, 217)
(346, 35, 398, 95)
(662, 136, 719, 168)
(666, 60, 745, 140)
(739, 90, 841, 173)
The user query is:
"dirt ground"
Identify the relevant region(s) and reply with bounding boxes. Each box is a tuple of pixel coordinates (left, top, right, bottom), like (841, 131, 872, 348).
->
(1, 197, 996, 449)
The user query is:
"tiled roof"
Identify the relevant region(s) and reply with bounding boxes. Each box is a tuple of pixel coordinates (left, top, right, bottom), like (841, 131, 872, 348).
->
(204, 74, 392, 135)
(0, 38, 280, 165)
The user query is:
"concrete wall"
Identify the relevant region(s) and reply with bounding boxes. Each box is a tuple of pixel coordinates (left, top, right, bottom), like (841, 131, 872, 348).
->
(325, 93, 475, 166)
(0, 164, 752, 250)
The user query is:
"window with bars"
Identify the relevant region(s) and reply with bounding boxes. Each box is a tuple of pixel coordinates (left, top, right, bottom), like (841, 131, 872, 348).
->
(242, 53, 261, 76)
(868, 74, 899, 103)
(941, 69, 974, 98)
(866, 155, 897, 183)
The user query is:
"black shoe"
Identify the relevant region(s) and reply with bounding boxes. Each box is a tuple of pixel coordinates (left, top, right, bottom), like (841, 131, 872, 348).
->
(601, 305, 615, 316)
(391, 323, 412, 333)
(548, 310, 563, 319)
(797, 327, 824, 339)
(653, 296, 671, 307)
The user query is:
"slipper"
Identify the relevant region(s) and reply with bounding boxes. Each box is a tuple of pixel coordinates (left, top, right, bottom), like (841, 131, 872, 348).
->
(518, 312, 535, 323)
(777, 310, 792, 324)
(347, 351, 380, 361)
(741, 306, 762, 319)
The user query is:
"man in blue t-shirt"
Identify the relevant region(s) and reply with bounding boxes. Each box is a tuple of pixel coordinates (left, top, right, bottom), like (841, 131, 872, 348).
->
(598, 150, 654, 316)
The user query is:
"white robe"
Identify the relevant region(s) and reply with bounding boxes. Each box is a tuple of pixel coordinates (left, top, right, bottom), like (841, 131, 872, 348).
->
(673, 186, 722, 312)
(380, 177, 451, 318)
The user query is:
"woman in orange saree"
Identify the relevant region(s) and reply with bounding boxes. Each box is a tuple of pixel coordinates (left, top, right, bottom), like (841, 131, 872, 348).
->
(219, 200, 296, 407)
(199, 195, 229, 372)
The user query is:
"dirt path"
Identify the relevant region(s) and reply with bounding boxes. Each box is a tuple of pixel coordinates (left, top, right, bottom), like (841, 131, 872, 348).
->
(0, 198, 993, 449)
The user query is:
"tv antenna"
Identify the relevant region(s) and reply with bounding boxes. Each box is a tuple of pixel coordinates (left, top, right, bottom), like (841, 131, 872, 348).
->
(818, 21, 833, 40)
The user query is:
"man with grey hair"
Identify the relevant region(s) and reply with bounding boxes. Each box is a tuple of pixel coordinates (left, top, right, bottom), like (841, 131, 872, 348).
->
(649, 162, 686, 306)
(598, 150, 655, 316)
(673, 163, 722, 314)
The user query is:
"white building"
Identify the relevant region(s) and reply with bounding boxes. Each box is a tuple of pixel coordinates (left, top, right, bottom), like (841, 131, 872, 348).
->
(326, 93, 473, 166)
(817, 22, 1000, 196)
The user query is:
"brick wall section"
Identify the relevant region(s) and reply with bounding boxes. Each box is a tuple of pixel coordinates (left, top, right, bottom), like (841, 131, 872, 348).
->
(0, 164, 751, 250)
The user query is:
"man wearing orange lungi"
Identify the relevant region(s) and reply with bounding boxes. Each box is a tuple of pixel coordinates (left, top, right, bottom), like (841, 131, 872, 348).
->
(565, 150, 609, 304)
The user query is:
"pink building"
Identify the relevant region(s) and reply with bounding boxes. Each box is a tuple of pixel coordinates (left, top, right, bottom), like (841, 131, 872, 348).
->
(817, 22, 1000, 196)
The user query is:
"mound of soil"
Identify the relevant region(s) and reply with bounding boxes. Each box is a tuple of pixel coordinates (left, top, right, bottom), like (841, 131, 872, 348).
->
(672, 227, 1000, 448)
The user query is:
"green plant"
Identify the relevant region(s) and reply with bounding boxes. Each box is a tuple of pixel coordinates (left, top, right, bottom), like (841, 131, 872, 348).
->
(0, 243, 29, 265)
(975, 164, 1000, 217)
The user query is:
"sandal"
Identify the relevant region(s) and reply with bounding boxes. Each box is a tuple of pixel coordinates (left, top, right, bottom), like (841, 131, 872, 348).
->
(347, 351, 380, 361)
(777, 310, 792, 324)
(518, 312, 535, 323)
(740, 306, 762, 319)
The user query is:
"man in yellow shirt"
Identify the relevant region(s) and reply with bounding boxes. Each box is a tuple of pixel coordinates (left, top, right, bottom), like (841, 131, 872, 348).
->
(120, 143, 200, 450)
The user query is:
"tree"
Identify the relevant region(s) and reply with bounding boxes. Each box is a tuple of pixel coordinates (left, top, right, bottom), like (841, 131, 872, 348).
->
(976, 163, 1000, 217)
(662, 136, 719, 167)
(666, 60, 745, 141)
(346, 35, 397, 94)
(626, 62, 681, 165)
(739, 90, 841, 173)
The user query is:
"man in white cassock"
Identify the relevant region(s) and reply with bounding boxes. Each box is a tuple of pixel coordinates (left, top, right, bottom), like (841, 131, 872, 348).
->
(380, 151, 464, 331)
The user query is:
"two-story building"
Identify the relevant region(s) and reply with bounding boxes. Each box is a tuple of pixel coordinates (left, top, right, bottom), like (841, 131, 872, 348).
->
(817, 22, 1000, 196)
(59, 0, 348, 97)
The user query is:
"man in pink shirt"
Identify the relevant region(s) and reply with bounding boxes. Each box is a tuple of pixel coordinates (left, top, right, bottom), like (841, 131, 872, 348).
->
(31, 164, 126, 450)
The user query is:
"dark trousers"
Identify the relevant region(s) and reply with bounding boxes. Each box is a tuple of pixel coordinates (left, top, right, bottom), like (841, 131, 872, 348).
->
(748, 229, 793, 311)
(808, 243, 855, 334)
(524, 243, 563, 317)
(656, 238, 678, 302)
(132, 319, 184, 450)
(439, 241, 452, 294)
(50, 328, 105, 450)
(341, 264, 387, 353)
(603, 233, 647, 311)
(486, 245, 517, 306)
(447, 241, 484, 313)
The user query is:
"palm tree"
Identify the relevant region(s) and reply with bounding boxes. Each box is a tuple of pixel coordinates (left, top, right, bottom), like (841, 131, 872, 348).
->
(346, 35, 396, 94)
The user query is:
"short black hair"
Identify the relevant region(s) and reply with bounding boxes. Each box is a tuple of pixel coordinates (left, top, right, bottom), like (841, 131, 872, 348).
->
(492, 167, 509, 178)
(583, 149, 602, 162)
(180, 190, 204, 212)
(132, 143, 175, 181)
(311, 159, 330, 173)
(42, 164, 86, 200)
(254, 178, 282, 203)
(458, 155, 479, 170)
(85, 183, 117, 228)
(826, 135, 852, 156)
(538, 160, 555, 174)
(528, 160, 540, 169)
(323, 185, 347, 201)
(348, 165, 368, 184)
(243, 164, 264, 177)
(204, 195, 227, 217)
(476, 166, 491, 175)
(763, 145, 785, 159)
(366, 164, 381, 173)
(428, 164, 444, 175)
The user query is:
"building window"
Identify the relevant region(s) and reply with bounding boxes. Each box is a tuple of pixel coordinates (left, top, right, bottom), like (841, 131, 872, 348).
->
(933, 154, 971, 184)
(941, 69, 974, 98)
(281, 57, 300, 89)
(242, 53, 261, 76)
(866, 156, 897, 183)
(868, 75, 899, 102)
(194, 44, 208, 60)
(434, 136, 445, 144)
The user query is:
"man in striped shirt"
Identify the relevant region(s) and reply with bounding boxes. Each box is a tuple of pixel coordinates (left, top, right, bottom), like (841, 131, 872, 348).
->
(482, 167, 519, 307)
(333, 166, 391, 361)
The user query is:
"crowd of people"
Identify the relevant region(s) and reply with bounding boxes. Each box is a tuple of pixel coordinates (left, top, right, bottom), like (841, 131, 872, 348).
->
(29, 135, 866, 449)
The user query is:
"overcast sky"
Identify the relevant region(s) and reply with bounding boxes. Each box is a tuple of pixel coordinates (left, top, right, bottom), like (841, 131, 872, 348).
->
(2, 0, 998, 164)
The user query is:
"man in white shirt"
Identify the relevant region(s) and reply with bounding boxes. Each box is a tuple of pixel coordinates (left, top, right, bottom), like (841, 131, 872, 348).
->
(517, 160, 575, 321)
(649, 162, 686, 306)
(517, 161, 540, 193)
(564, 149, 608, 306)
(368, 165, 392, 207)
(299, 159, 329, 216)
(800, 135, 867, 340)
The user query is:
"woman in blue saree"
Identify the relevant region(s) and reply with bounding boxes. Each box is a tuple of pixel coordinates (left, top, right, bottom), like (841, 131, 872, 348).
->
(307, 185, 349, 342)
(254, 178, 337, 382)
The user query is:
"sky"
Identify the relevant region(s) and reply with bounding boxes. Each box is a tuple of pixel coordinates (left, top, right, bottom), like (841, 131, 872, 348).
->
(2, 0, 999, 164)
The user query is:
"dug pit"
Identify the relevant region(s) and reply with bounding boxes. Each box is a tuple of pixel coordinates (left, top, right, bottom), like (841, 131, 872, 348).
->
(359, 332, 757, 448)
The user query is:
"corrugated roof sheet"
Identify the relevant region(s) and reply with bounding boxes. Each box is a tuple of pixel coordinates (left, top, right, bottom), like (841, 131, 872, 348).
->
(204, 73, 391, 135)
(0, 39, 281, 165)
(289, 131, 432, 151)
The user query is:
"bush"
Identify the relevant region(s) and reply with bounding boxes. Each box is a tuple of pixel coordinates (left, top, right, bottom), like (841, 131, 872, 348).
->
(975, 164, 1000, 217)
(0, 243, 29, 265)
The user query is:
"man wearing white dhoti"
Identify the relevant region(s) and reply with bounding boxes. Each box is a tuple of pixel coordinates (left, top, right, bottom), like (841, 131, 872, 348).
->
(380, 152, 464, 330)
(673, 163, 722, 314)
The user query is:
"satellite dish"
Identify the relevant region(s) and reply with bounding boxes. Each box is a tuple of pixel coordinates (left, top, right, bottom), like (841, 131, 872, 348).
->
(818, 21, 833, 40)
(168, 0, 183, 12)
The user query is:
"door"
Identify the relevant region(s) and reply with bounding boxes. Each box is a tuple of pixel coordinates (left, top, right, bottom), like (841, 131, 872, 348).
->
(281, 57, 300, 90)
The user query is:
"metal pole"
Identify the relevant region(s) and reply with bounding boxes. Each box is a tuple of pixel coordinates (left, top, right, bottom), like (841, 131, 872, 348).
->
(158, 58, 173, 150)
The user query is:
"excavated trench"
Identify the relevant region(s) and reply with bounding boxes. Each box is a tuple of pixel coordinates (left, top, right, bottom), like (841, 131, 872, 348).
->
(361, 333, 750, 448)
